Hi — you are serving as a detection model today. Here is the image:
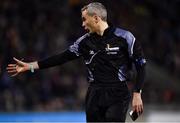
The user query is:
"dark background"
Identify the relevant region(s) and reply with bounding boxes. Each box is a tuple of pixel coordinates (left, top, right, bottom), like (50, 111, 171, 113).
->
(0, 0, 180, 113)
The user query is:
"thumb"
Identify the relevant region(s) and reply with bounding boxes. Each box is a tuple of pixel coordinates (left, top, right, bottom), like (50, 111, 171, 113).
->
(13, 57, 24, 65)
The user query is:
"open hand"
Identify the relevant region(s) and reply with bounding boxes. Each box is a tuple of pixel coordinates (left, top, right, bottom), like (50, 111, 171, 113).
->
(6, 57, 29, 77)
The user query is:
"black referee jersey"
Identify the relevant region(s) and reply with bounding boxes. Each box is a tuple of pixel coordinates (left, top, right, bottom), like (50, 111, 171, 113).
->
(38, 26, 146, 92)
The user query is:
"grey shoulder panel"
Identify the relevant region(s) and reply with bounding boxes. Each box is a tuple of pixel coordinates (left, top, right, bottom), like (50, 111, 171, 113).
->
(69, 33, 89, 56)
(114, 28, 136, 56)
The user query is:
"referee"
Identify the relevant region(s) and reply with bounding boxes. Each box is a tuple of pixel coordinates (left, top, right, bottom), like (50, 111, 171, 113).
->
(7, 2, 146, 122)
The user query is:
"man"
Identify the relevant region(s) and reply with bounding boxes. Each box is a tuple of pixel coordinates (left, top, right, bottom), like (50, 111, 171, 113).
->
(7, 2, 146, 122)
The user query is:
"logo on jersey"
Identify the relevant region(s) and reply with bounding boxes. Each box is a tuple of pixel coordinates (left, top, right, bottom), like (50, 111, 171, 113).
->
(105, 44, 119, 54)
(105, 44, 119, 51)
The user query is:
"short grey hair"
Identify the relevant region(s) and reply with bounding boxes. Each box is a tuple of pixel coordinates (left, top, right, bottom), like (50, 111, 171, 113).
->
(81, 2, 107, 21)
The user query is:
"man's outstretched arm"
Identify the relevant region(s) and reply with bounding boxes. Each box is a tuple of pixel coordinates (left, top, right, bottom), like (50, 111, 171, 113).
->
(6, 33, 88, 76)
(6, 49, 79, 77)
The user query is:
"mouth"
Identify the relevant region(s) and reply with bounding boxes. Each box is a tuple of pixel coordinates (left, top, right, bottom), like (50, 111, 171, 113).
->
(84, 26, 87, 30)
(84, 27, 89, 32)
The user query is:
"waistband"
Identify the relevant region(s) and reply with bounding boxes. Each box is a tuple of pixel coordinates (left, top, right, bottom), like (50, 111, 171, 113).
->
(89, 81, 127, 88)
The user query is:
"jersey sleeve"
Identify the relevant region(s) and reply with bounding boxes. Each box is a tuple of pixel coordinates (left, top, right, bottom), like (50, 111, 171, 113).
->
(38, 49, 79, 69)
(124, 31, 146, 93)
(38, 34, 89, 69)
(132, 38, 146, 93)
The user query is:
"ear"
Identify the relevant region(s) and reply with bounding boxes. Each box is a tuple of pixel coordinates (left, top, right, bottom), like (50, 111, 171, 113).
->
(94, 15, 99, 23)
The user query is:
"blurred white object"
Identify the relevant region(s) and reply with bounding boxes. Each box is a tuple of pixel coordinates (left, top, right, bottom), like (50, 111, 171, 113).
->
(147, 111, 180, 122)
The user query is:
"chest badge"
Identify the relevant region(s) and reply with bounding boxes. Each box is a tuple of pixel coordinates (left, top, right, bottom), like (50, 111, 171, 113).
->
(105, 44, 119, 51)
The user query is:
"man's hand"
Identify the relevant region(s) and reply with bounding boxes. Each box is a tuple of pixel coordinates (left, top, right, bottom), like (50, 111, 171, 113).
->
(132, 92, 143, 115)
(6, 57, 30, 77)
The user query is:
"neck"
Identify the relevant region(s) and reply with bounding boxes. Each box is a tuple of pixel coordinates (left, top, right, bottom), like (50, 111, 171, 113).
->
(96, 21, 109, 36)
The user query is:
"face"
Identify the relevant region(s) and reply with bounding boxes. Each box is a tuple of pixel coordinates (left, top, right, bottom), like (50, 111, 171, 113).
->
(81, 10, 98, 33)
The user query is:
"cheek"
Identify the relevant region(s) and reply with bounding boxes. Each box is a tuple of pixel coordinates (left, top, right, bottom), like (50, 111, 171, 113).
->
(86, 21, 94, 28)
(85, 23, 92, 29)
(86, 23, 91, 27)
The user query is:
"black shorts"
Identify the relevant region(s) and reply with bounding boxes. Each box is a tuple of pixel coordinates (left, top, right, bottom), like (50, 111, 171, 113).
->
(85, 82, 131, 122)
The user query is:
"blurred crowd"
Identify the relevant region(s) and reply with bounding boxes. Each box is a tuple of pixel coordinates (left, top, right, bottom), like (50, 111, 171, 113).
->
(0, 0, 180, 112)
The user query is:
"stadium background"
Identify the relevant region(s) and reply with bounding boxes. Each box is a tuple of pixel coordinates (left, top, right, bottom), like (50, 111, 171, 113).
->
(0, 0, 180, 122)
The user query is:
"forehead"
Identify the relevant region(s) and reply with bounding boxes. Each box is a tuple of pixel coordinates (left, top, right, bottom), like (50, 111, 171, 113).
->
(81, 10, 88, 17)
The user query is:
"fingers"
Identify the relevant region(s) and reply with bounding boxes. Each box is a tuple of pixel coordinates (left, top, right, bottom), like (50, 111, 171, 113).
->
(7, 69, 17, 73)
(7, 64, 16, 69)
(6, 64, 18, 77)
(133, 104, 143, 115)
(6, 58, 24, 77)
(133, 105, 136, 112)
(141, 104, 143, 112)
(8, 64, 16, 67)
(6, 69, 18, 77)
(7, 64, 16, 71)
(7, 64, 16, 72)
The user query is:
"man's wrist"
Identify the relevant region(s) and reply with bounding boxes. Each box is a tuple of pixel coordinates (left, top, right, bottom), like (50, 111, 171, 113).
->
(28, 62, 39, 72)
(29, 64, 34, 73)
(133, 89, 142, 94)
